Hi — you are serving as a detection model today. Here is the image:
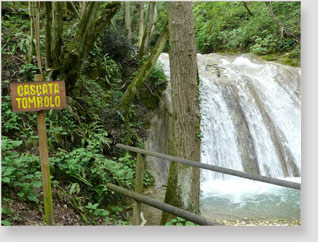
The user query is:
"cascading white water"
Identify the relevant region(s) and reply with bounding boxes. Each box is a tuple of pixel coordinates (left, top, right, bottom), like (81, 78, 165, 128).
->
(199, 53, 301, 181)
(157, 53, 301, 221)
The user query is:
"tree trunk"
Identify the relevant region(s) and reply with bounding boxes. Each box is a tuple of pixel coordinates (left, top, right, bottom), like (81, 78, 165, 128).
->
(137, 2, 145, 47)
(124, 1, 132, 40)
(28, 2, 35, 64)
(52, 2, 63, 71)
(44, 2, 121, 91)
(138, 2, 156, 59)
(160, 2, 201, 225)
(79, 1, 88, 18)
(242, 1, 253, 17)
(35, 2, 42, 73)
(265, 2, 299, 42)
(45, 2, 53, 69)
(150, 4, 157, 35)
(120, 22, 169, 108)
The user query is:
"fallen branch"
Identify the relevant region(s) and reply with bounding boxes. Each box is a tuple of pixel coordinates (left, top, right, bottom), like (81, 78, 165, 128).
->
(140, 212, 147, 226)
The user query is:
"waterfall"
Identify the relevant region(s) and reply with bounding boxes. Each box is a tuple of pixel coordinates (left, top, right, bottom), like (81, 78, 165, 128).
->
(157, 53, 301, 181)
(198, 53, 301, 182)
(157, 53, 301, 220)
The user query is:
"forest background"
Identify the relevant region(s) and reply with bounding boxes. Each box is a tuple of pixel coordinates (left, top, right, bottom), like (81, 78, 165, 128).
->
(1, 1, 300, 226)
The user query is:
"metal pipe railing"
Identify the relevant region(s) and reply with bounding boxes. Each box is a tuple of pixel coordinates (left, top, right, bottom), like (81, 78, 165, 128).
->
(106, 183, 223, 226)
(116, 143, 301, 190)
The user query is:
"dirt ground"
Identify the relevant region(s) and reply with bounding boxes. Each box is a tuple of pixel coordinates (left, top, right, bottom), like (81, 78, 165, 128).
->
(140, 186, 167, 225)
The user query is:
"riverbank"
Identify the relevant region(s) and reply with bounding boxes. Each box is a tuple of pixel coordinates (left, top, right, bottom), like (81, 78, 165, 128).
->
(214, 217, 301, 226)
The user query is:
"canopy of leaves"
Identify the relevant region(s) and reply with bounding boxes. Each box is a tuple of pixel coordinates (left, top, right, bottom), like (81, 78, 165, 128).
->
(193, 1, 300, 57)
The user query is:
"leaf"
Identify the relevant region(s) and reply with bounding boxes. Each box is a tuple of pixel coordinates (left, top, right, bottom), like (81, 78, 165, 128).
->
(69, 183, 78, 195)
(185, 221, 196, 226)
(23, 174, 34, 179)
(101, 210, 109, 216)
(165, 222, 174, 226)
(33, 181, 42, 188)
(1, 220, 11, 226)
(170, 218, 177, 223)
(2, 177, 10, 183)
(92, 203, 99, 210)
(17, 192, 24, 198)
(177, 217, 185, 222)
(27, 194, 39, 203)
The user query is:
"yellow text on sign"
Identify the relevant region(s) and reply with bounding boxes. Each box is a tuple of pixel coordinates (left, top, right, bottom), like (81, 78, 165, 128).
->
(15, 83, 61, 109)
(10, 81, 66, 112)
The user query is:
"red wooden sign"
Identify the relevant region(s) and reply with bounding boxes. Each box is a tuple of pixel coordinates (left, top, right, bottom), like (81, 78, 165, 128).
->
(10, 81, 66, 112)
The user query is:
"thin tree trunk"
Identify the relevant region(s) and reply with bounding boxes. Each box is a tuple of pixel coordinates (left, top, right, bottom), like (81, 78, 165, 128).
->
(45, 2, 53, 69)
(124, 1, 132, 40)
(160, 1, 201, 225)
(137, 2, 145, 47)
(28, 2, 35, 64)
(265, 2, 299, 42)
(151, 4, 157, 35)
(52, 2, 63, 71)
(70, 1, 81, 21)
(79, 1, 88, 18)
(243, 1, 253, 17)
(35, 2, 42, 73)
(138, 2, 156, 59)
(60, 2, 121, 91)
(120, 22, 169, 108)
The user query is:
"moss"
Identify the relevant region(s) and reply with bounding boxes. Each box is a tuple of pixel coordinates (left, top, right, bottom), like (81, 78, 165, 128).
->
(279, 57, 300, 67)
(141, 95, 160, 110)
(259, 53, 300, 67)
(160, 162, 180, 225)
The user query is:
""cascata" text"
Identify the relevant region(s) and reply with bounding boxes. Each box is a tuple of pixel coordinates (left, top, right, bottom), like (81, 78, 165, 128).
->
(15, 83, 61, 109)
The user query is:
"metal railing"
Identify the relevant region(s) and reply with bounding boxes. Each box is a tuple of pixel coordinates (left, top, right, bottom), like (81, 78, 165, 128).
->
(107, 143, 301, 226)
(116, 144, 301, 190)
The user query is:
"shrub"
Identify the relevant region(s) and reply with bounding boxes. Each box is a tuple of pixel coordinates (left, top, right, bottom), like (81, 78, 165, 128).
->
(1, 136, 42, 203)
(99, 27, 136, 66)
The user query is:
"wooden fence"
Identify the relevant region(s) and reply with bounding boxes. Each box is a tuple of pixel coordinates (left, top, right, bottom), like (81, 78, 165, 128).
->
(106, 143, 301, 226)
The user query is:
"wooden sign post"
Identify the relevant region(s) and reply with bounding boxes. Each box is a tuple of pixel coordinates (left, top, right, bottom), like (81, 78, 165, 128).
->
(10, 74, 67, 225)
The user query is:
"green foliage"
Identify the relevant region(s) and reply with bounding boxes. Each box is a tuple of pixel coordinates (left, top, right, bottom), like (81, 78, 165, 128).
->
(82, 41, 122, 85)
(51, 147, 135, 204)
(1, 95, 24, 134)
(165, 217, 198, 226)
(1, 220, 11, 226)
(250, 30, 279, 55)
(75, 121, 111, 151)
(139, 62, 167, 110)
(193, 1, 300, 57)
(1, 136, 42, 203)
(100, 27, 136, 66)
(147, 62, 167, 87)
(85, 202, 110, 217)
(20, 63, 38, 80)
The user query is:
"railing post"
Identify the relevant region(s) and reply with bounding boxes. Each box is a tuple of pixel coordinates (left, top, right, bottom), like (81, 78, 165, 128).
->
(133, 153, 145, 225)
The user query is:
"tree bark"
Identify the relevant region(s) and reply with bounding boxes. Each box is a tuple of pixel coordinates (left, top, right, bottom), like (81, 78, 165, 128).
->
(265, 2, 299, 42)
(52, 2, 63, 71)
(124, 1, 132, 40)
(45, 2, 53, 69)
(137, 2, 145, 47)
(79, 1, 88, 18)
(44, 2, 121, 91)
(160, 2, 201, 225)
(243, 1, 253, 17)
(150, 4, 157, 35)
(35, 2, 42, 73)
(120, 22, 169, 108)
(138, 2, 156, 59)
(28, 2, 35, 64)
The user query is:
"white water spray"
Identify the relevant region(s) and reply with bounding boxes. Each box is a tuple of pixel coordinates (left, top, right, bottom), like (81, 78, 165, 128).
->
(158, 53, 301, 220)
